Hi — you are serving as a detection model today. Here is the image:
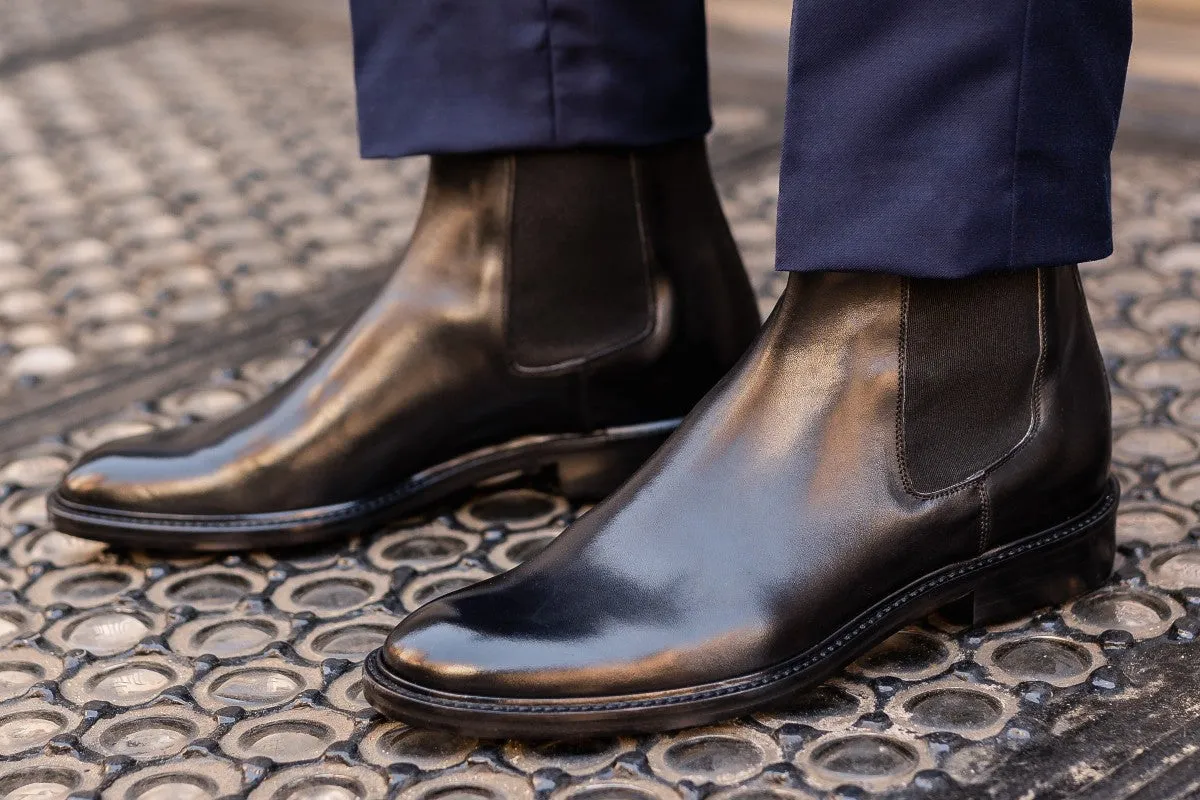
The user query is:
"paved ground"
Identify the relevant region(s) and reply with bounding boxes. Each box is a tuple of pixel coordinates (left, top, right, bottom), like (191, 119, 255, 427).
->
(2, 1, 1200, 799)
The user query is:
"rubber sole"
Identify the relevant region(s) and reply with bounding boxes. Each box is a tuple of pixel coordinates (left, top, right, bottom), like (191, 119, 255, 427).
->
(46, 419, 679, 552)
(363, 478, 1119, 738)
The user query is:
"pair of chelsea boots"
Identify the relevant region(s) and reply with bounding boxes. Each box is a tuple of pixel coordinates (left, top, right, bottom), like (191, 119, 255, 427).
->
(50, 141, 1117, 737)
(49, 142, 761, 549)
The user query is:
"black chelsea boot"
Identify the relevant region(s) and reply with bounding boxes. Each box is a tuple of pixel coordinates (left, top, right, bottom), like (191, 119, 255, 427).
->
(365, 265, 1117, 737)
(49, 141, 761, 551)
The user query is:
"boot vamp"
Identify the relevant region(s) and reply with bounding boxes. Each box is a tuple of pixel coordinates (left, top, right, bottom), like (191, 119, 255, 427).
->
(382, 283, 981, 698)
(58, 306, 565, 517)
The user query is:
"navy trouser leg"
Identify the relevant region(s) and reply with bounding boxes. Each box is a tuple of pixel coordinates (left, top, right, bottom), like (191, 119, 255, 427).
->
(775, 0, 1133, 278)
(349, 0, 712, 157)
(351, 0, 1132, 278)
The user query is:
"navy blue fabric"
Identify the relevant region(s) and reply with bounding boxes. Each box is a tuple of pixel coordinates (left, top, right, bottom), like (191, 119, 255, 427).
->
(349, 0, 1132, 278)
(350, 0, 712, 157)
(776, 0, 1132, 277)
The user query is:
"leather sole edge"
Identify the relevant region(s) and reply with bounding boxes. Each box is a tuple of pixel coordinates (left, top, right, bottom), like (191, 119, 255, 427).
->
(45, 419, 679, 552)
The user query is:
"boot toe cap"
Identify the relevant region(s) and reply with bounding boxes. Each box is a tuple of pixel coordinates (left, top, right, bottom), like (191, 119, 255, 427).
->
(378, 589, 696, 700)
(55, 430, 226, 516)
(379, 597, 600, 699)
(381, 602, 504, 693)
(57, 450, 161, 511)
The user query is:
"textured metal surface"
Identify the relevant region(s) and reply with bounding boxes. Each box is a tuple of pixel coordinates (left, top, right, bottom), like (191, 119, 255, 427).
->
(3, 1, 1200, 799)
(0, 0, 783, 409)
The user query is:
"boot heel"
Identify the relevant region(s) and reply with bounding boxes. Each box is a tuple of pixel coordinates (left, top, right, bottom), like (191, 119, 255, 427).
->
(555, 432, 669, 501)
(941, 495, 1117, 627)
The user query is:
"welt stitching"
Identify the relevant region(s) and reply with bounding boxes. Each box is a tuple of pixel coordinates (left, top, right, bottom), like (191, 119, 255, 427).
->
(894, 278, 908, 486)
(894, 280, 916, 493)
(375, 486, 1116, 714)
(978, 481, 992, 554)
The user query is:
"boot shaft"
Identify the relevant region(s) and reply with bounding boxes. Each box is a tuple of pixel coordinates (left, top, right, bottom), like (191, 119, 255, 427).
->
(412, 143, 761, 428)
(774, 264, 1111, 550)
(897, 266, 1110, 494)
(979, 266, 1112, 548)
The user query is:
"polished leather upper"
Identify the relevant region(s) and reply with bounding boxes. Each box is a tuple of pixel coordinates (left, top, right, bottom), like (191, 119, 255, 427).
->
(58, 144, 760, 516)
(382, 266, 1112, 698)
